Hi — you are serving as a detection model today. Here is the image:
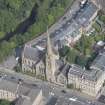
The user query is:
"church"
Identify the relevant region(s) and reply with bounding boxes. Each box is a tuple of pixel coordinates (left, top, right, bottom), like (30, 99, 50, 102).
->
(21, 29, 67, 84)
(21, 29, 105, 96)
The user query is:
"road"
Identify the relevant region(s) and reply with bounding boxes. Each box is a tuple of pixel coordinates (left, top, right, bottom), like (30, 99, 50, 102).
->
(0, 55, 17, 69)
(0, 67, 104, 105)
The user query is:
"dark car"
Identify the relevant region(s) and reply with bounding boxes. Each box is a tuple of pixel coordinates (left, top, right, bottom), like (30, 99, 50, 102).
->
(32, 84, 37, 87)
(18, 78, 23, 82)
(11, 76, 15, 79)
(63, 16, 67, 20)
(61, 90, 66, 93)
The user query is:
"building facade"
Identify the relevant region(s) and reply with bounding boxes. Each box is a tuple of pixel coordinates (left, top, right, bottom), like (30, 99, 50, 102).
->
(0, 89, 16, 101)
(22, 29, 105, 97)
(68, 64, 105, 96)
(22, 45, 45, 77)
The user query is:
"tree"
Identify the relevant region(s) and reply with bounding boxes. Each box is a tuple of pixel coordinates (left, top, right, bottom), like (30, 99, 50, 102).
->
(0, 99, 11, 105)
(66, 49, 77, 63)
(59, 46, 70, 57)
(0, 0, 75, 62)
(75, 55, 87, 67)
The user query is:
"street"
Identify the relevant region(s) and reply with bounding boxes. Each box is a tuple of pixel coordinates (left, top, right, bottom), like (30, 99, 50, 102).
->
(0, 67, 104, 105)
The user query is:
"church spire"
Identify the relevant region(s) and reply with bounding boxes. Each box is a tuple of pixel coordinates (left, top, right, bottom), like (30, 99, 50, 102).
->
(46, 27, 59, 82)
(47, 27, 53, 55)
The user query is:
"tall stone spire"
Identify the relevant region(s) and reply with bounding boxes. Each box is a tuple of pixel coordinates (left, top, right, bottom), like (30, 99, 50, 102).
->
(46, 27, 56, 82)
(47, 27, 53, 56)
(80, 27, 84, 35)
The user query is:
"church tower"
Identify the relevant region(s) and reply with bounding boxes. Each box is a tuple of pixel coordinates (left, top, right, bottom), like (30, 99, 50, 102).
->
(46, 29, 59, 82)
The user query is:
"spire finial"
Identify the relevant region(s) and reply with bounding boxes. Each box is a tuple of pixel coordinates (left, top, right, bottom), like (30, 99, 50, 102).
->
(80, 27, 84, 35)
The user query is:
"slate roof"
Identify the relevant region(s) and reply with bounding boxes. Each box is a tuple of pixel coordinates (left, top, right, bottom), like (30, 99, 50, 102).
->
(91, 52, 105, 71)
(69, 64, 84, 78)
(60, 63, 70, 77)
(23, 45, 44, 62)
(56, 60, 64, 71)
(83, 69, 102, 81)
(75, 1, 97, 27)
(69, 64, 103, 82)
(55, 1, 98, 41)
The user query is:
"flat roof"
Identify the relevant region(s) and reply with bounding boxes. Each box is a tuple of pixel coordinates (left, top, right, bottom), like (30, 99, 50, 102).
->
(23, 45, 44, 62)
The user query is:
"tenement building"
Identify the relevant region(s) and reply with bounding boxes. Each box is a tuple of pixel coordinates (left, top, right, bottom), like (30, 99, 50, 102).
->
(68, 64, 105, 96)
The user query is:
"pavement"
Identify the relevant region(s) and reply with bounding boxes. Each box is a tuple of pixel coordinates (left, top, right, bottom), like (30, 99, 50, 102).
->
(0, 47, 23, 70)
(0, 66, 104, 105)
(0, 56, 17, 69)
